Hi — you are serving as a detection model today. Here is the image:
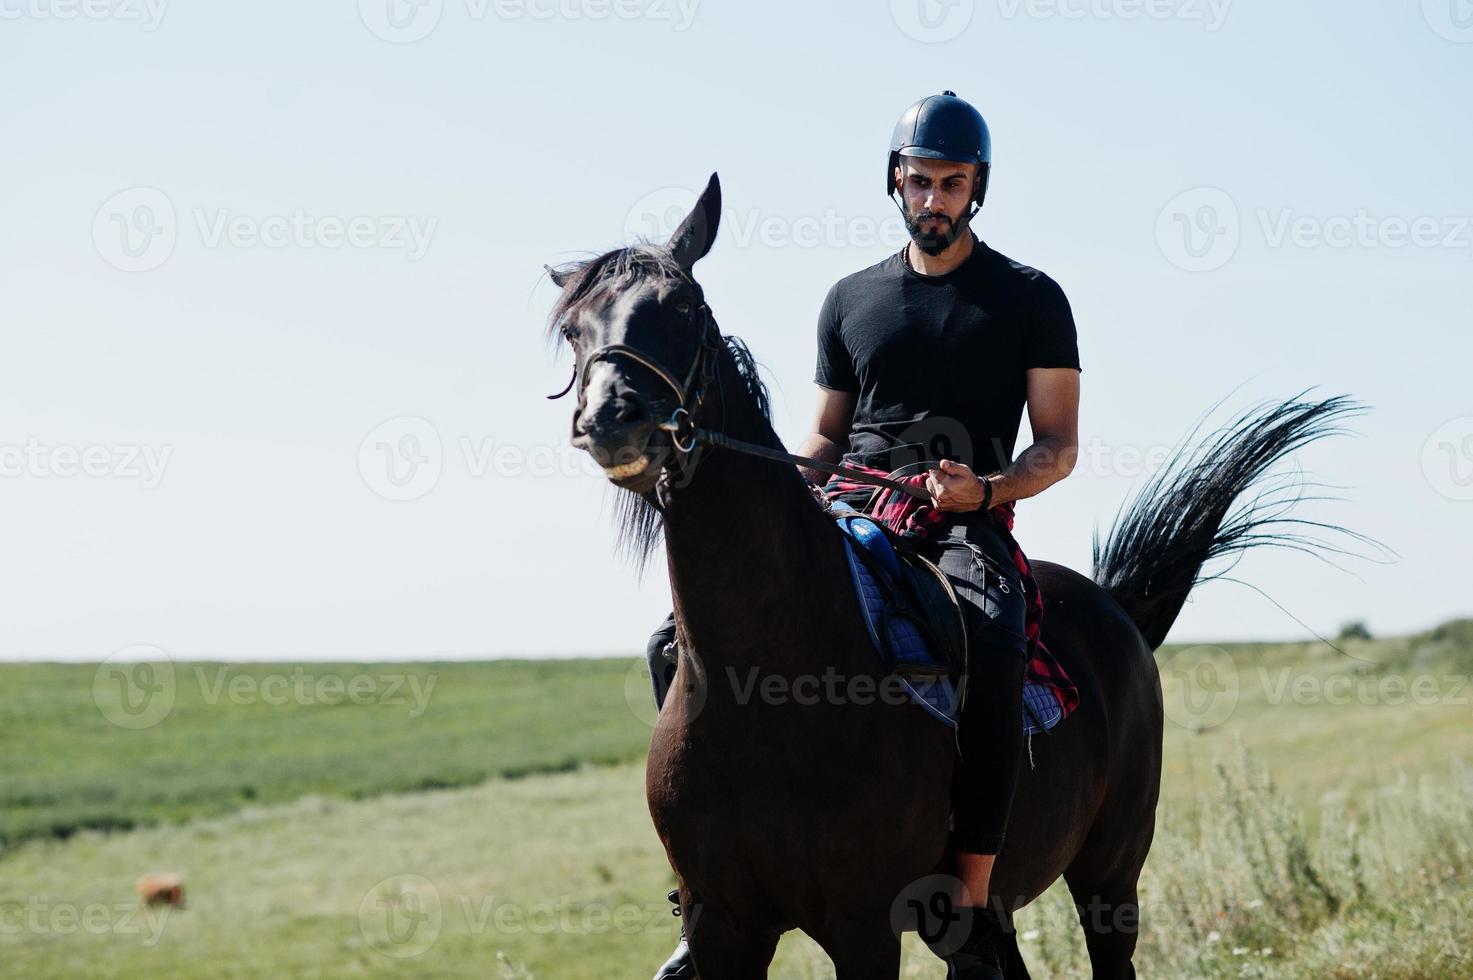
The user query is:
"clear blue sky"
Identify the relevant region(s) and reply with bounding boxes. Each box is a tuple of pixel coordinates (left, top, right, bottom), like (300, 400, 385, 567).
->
(2, 0, 1469, 659)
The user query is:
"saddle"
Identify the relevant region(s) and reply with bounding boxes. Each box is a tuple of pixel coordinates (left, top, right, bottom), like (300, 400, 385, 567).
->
(831, 502, 970, 726)
(831, 501, 1070, 735)
(832, 509, 967, 682)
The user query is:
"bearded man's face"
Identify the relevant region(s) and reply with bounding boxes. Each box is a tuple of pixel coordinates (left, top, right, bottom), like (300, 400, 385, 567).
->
(894, 155, 979, 255)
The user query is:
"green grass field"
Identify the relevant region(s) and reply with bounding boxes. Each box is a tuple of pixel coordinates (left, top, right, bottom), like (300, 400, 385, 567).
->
(2, 621, 1471, 977)
(0, 659, 649, 849)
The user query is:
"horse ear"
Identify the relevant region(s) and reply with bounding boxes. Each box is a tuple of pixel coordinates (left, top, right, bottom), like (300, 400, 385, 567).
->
(668, 173, 721, 271)
(545, 264, 573, 289)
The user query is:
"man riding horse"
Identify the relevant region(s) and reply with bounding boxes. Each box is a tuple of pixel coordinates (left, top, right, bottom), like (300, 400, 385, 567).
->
(646, 91, 1082, 979)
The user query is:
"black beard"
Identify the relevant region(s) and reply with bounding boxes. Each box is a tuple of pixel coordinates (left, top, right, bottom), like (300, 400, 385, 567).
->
(905, 207, 971, 256)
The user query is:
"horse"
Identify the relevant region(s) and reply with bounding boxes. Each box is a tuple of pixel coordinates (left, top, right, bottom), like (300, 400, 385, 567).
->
(545, 173, 1361, 978)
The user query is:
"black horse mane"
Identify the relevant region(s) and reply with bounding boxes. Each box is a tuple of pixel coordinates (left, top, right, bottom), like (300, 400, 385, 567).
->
(547, 245, 776, 570)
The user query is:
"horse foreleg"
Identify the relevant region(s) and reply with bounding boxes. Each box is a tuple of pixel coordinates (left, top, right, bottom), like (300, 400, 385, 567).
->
(813, 920, 901, 980)
(685, 911, 780, 980)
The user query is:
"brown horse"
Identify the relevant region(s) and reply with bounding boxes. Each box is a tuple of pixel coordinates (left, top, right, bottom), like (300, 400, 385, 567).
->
(547, 174, 1361, 978)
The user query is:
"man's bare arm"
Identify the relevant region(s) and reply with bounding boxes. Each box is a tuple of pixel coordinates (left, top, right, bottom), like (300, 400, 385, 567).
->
(926, 367, 1080, 512)
(793, 387, 857, 485)
(988, 367, 1080, 507)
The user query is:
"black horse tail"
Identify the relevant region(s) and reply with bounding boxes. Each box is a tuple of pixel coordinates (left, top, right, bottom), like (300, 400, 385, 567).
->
(1092, 392, 1373, 652)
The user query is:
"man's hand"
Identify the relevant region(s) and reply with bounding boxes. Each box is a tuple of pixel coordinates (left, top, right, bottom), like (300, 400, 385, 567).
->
(926, 458, 989, 512)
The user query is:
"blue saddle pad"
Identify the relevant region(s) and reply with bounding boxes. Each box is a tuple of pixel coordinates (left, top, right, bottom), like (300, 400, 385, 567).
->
(833, 502, 1063, 735)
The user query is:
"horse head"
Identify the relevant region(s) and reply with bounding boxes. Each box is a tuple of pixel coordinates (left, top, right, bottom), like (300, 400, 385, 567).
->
(548, 174, 724, 496)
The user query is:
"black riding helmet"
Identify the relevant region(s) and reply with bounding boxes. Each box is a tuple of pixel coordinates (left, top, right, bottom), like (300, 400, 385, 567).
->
(887, 90, 992, 211)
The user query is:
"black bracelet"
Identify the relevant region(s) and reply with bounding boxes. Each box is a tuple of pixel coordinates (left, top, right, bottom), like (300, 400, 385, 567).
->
(980, 476, 994, 512)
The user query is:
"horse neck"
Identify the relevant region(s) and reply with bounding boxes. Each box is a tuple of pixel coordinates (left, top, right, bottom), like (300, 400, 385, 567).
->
(659, 363, 839, 672)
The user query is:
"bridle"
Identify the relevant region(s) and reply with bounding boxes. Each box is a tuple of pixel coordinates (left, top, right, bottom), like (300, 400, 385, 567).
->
(547, 295, 932, 503)
(548, 298, 723, 487)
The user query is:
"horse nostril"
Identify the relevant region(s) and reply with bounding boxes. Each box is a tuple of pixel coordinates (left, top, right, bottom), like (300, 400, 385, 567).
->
(574, 394, 648, 443)
(614, 398, 645, 423)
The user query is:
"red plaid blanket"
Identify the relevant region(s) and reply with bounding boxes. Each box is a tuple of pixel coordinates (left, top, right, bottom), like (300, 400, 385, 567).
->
(820, 464, 1080, 726)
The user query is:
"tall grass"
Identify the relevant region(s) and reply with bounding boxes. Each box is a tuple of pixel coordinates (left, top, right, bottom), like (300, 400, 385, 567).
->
(1014, 747, 1473, 979)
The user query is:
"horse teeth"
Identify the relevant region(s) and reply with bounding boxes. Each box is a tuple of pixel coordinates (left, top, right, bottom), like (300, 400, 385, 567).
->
(604, 457, 649, 479)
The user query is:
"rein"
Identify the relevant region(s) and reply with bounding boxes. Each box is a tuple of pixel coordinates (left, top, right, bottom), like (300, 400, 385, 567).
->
(546, 303, 933, 503)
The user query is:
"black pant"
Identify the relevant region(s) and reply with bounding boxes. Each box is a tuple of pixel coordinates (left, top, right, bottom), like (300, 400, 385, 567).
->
(923, 518, 1028, 855)
(643, 517, 1027, 856)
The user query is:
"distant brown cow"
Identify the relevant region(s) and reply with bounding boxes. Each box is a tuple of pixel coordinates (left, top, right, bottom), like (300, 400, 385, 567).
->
(136, 873, 184, 908)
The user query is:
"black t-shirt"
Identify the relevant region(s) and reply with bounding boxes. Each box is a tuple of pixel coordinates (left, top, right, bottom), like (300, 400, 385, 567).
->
(814, 236, 1080, 477)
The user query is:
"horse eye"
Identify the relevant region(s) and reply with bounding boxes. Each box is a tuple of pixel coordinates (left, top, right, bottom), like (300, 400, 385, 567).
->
(560, 320, 580, 341)
(673, 301, 692, 316)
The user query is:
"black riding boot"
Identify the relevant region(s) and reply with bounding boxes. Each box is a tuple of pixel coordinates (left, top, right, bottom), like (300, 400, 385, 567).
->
(653, 889, 696, 979)
(942, 905, 1007, 980)
(646, 612, 678, 711)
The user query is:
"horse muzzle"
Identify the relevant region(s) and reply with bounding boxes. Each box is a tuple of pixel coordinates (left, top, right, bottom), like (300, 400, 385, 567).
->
(572, 374, 663, 487)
